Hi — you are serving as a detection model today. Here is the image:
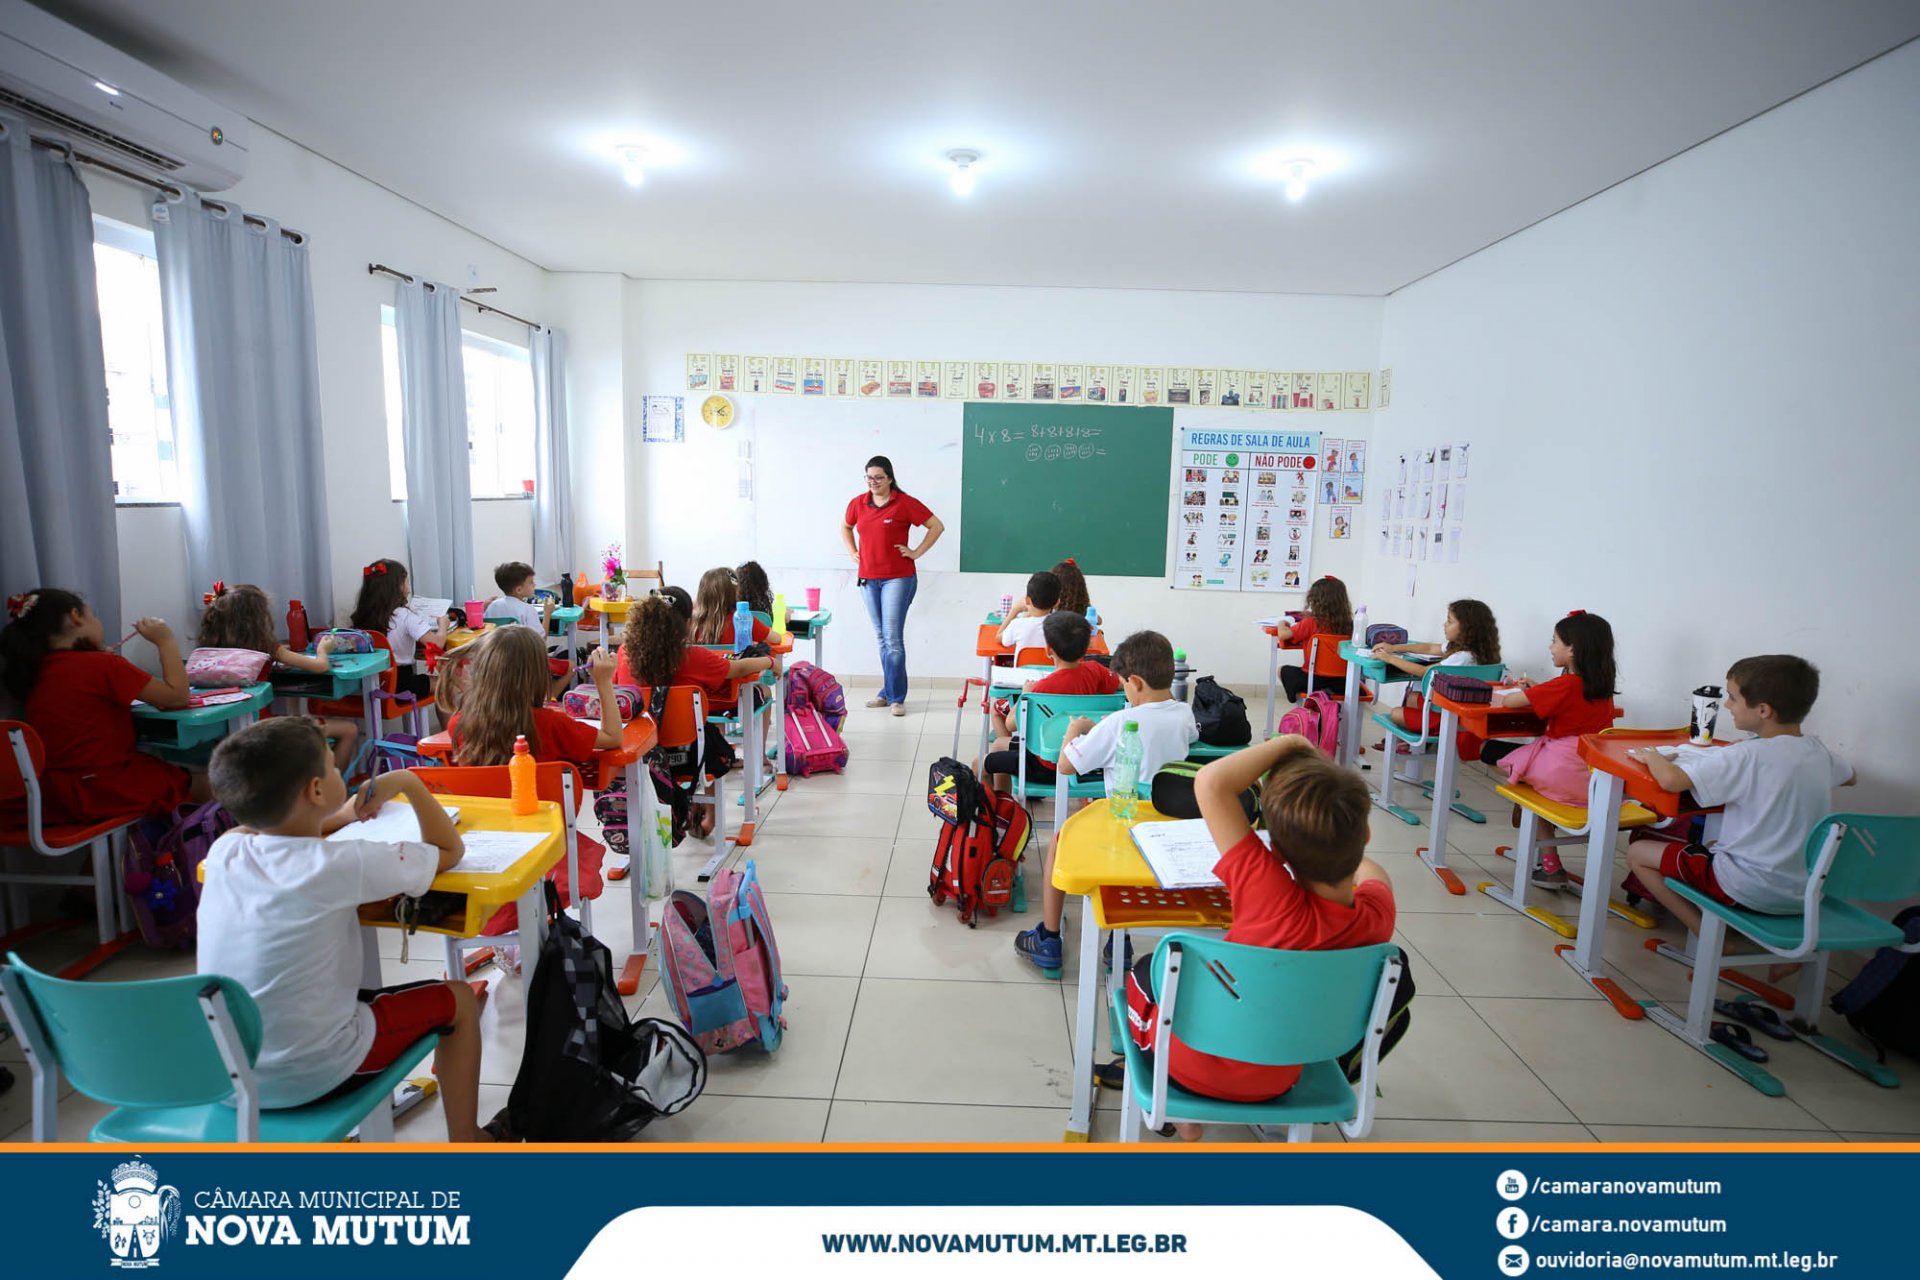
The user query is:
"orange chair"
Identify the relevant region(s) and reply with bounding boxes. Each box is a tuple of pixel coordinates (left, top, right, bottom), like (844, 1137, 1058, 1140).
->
(634, 684, 735, 864)
(310, 631, 434, 737)
(411, 763, 589, 990)
(1304, 633, 1376, 706)
(1013, 646, 1052, 668)
(0, 723, 140, 978)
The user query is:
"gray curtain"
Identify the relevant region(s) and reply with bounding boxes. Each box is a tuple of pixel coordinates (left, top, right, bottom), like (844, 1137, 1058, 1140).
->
(393, 278, 472, 600)
(530, 326, 574, 581)
(0, 116, 120, 637)
(151, 192, 333, 624)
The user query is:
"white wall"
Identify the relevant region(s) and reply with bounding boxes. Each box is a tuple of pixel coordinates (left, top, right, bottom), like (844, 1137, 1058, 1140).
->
(85, 117, 548, 639)
(618, 279, 1384, 685)
(546, 272, 628, 572)
(1372, 42, 1920, 809)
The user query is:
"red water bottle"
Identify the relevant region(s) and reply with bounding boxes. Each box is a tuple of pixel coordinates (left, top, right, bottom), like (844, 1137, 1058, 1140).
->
(287, 599, 310, 651)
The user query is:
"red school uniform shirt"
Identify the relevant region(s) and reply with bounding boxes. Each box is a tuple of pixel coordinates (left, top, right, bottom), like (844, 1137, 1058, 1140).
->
(1164, 830, 1396, 1103)
(24, 649, 191, 822)
(1524, 673, 1618, 738)
(844, 491, 932, 581)
(614, 645, 736, 709)
(1030, 663, 1121, 696)
(447, 705, 600, 764)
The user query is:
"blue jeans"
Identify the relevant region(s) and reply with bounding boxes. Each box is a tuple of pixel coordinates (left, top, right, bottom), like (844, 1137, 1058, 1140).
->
(859, 574, 918, 704)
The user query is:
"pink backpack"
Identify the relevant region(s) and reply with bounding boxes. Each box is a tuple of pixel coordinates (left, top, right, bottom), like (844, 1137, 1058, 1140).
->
(561, 682, 643, 723)
(1277, 690, 1340, 757)
(784, 702, 848, 775)
(657, 860, 787, 1054)
(785, 661, 846, 731)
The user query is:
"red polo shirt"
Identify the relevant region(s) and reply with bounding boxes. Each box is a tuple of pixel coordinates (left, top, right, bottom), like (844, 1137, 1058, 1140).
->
(844, 491, 932, 580)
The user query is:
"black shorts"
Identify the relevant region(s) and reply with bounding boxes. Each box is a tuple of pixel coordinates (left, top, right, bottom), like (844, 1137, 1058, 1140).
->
(983, 743, 1059, 784)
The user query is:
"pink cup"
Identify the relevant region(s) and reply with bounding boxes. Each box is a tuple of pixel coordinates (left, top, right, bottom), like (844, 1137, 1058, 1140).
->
(464, 600, 485, 629)
(805, 587, 821, 610)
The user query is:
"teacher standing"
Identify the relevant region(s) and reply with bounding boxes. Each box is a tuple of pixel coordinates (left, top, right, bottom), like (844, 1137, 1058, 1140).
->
(841, 455, 944, 716)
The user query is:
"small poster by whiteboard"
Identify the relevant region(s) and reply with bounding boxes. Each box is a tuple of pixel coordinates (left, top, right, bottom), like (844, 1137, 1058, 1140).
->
(642, 395, 683, 444)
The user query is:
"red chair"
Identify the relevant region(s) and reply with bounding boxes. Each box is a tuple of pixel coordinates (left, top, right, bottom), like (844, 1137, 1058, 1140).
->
(0, 722, 140, 978)
(1305, 633, 1376, 706)
(410, 763, 590, 994)
(309, 631, 434, 737)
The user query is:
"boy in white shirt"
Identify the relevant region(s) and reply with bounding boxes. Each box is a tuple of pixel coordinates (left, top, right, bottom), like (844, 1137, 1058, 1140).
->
(1624, 654, 1854, 930)
(998, 571, 1063, 654)
(1014, 630, 1198, 976)
(197, 718, 490, 1142)
(488, 560, 573, 694)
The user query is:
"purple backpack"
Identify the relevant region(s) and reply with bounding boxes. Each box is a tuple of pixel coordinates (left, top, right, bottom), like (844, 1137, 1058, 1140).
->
(122, 800, 237, 949)
(784, 702, 848, 776)
(657, 860, 787, 1054)
(785, 661, 846, 731)
(1277, 690, 1340, 758)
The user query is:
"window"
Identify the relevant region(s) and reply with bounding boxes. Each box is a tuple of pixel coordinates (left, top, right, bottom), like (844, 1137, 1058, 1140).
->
(380, 306, 535, 500)
(94, 218, 177, 503)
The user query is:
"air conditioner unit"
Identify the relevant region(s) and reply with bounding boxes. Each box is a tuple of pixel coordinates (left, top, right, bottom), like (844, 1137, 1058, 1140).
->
(0, 0, 248, 191)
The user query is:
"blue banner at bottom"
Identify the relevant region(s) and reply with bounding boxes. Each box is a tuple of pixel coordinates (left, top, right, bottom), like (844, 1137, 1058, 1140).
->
(0, 1148, 1904, 1279)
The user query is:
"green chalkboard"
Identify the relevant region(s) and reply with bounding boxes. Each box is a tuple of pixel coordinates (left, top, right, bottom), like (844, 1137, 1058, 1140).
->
(960, 403, 1174, 576)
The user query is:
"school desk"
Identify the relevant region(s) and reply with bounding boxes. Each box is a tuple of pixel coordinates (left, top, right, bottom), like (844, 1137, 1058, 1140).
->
(1564, 729, 1728, 1021)
(1051, 799, 1234, 1142)
(784, 607, 833, 668)
(1336, 640, 1432, 769)
(587, 596, 634, 643)
(1258, 618, 1306, 737)
(1421, 687, 1548, 895)
(416, 714, 661, 990)
(270, 649, 393, 733)
(971, 621, 1110, 760)
(132, 682, 274, 755)
(549, 604, 585, 669)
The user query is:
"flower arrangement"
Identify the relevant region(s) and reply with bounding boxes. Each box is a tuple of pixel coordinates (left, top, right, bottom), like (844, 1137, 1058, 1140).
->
(603, 543, 627, 600)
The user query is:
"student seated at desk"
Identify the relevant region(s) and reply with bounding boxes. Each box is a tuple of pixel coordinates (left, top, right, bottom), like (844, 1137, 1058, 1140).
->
(1623, 655, 1854, 932)
(1013, 631, 1198, 976)
(200, 582, 359, 771)
(998, 570, 1062, 654)
(3, 588, 209, 818)
(1051, 558, 1094, 622)
(350, 558, 452, 701)
(1104, 734, 1396, 1134)
(443, 627, 619, 932)
(735, 560, 775, 618)
(195, 718, 489, 1142)
(1277, 575, 1352, 702)
(1488, 611, 1620, 890)
(486, 561, 570, 696)
(979, 611, 1119, 791)
(1371, 598, 1502, 746)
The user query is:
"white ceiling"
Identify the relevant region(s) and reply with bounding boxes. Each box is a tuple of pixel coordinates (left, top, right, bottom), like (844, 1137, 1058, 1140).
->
(33, 0, 1920, 296)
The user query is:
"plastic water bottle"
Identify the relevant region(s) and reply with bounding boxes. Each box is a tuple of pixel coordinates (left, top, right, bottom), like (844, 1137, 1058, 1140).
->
(1108, 721, 1142, 821)
(733, 600, 754, 652)
(1351, 604, 1369, 652)
(1086, 604, 1099, 633)
(558, 572, 574, 610)
(772, 591, 788, 634)
(1171, 649, 1193, 703)
(509, 735, 537, 815)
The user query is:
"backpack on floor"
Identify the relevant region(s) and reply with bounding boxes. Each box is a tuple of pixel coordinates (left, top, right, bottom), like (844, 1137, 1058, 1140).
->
(363, 734, 433, 777)
(561, 682, 644, 723)
(493, 882, 706, 1141)
(1830, 905, 1920, 1062)
(1192, 676, 1252, 746)
(785, 661, 847, 731)
(1337, 946, 1417, 1082)
(122, 800, 238, 950)
(1277, 690, 1340, 757)
(926, 758, 1033, 927)
(658, 860, 788, 1054)
(1149, 760, 1259, 824)
(784, 702, 848, 776)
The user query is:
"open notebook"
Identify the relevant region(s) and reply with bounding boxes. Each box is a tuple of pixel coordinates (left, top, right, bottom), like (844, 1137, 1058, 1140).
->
(325, 800, 546, 875)
(1129, 820, 1272, 890)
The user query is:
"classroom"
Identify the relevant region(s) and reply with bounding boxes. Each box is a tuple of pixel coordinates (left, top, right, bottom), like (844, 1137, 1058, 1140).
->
(1, 1, 1916, 1149)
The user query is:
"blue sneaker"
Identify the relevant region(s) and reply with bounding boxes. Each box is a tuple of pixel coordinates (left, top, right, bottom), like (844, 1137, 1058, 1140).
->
(1101, 933, 1134, 976)
(1014, 927, 1063, 978)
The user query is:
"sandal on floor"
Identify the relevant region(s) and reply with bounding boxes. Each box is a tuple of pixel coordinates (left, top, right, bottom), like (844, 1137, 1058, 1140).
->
(1709, 1021, 1769, 1062)
(1716, 998, 1794, 1042)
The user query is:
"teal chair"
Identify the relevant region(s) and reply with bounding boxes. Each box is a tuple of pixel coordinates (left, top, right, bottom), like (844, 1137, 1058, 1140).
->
(0, 953, 436, 1143)
(1185, 741, 1246, 762)
(1649, 813, 1920, 1096)
(1369, 662, 1504, 825)
(1113, 934, 1403, 1142)
(1013, 693, 1129, 839)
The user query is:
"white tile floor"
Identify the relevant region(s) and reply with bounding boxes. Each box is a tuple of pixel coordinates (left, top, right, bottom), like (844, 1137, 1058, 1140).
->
(3, 675, 1911, 1144)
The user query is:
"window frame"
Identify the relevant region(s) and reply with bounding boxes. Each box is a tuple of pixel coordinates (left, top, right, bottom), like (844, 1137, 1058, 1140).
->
(94, 215, 180, 507)
(379, 306, 537, 502)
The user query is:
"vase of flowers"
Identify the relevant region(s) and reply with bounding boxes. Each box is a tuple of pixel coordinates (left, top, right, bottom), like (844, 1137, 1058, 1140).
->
(603, 543, 627, 601)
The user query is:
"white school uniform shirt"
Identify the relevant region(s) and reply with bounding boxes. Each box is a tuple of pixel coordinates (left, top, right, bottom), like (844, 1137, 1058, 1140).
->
(196, 829, 439, 1107)
(487, 595, 543, 630)
(999, 611, 1052, 654)
(386, 606, 435, 666)
(1673, 735, 1851, 914)
(1064, 697, 1199, 779)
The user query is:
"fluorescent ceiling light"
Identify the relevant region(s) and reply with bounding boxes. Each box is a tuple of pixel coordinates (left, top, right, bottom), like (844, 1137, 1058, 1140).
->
(946, 149, 979, 197)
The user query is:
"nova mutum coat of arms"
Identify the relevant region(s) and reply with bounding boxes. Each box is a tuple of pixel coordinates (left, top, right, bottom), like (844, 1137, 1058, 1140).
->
(93, 1158, 181, 1267)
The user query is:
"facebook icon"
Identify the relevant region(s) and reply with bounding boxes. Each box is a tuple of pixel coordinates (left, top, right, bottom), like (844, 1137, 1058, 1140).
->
(1497, 1208, 1530, 1239)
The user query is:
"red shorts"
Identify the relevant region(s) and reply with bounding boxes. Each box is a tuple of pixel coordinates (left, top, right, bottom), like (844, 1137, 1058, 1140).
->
(350, 980, 457, 1076)
(1659, 841, 1739, 908)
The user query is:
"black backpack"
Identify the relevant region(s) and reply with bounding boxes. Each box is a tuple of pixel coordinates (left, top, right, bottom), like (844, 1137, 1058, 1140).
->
(490, 884, 707, 1141)
(1338, 946, 1416, 1083)
(1148, 760, 1258, 823)
(1191, 676, 1252, 746)
(1829, 906, 1920, 1062)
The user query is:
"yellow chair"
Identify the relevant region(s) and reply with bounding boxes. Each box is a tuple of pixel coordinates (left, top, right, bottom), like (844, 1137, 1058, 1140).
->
(1478, 782, 1660, 937)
